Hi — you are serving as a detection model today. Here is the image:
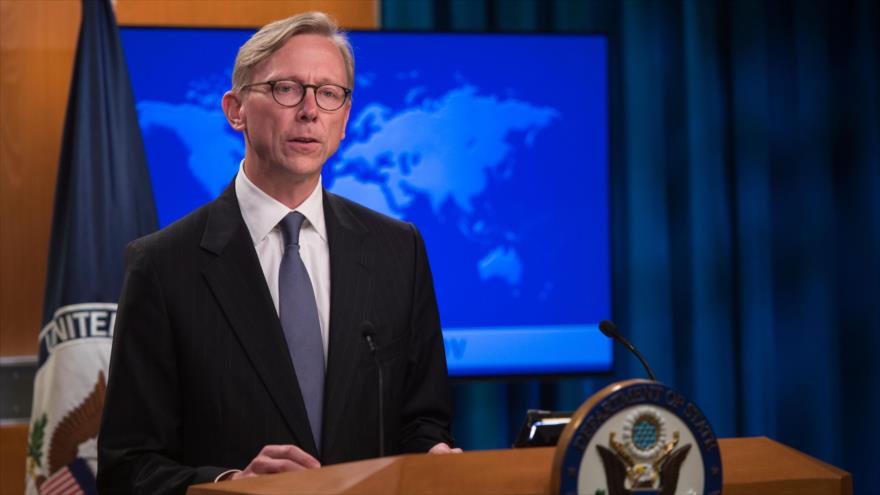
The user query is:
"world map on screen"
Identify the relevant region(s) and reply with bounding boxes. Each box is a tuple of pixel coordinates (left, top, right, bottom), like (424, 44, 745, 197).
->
(122, 29, 612, 375)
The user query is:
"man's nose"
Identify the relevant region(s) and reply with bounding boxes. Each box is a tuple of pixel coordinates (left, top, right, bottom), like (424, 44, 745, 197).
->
(297, 87, 319, 122)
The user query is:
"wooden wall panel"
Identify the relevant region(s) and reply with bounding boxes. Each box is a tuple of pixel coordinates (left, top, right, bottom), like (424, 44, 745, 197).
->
(0, 0, 81, 358)
(0, 424, 29, 494)
(115, 0, 378, 29)
(0, 2, 377, 493)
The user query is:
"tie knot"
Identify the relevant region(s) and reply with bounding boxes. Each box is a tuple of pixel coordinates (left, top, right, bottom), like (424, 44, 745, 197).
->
(280, 211, 306, 247)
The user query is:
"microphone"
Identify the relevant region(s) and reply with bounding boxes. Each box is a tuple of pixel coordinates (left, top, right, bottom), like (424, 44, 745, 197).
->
(360, 321, 385, 457)
(598, 320, 657, 381)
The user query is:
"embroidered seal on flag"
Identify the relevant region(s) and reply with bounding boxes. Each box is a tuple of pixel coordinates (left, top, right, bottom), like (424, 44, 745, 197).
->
(26, 303, 115, 494)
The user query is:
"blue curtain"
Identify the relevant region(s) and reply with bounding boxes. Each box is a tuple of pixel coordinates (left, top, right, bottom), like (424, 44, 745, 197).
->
(382, 0, 879, 491)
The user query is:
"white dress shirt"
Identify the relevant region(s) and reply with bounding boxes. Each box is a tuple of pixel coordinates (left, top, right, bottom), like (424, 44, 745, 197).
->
(235, 163, 331, 361)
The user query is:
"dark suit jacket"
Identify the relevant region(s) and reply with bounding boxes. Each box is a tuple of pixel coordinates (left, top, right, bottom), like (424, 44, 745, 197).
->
(97, 183, 453, 494)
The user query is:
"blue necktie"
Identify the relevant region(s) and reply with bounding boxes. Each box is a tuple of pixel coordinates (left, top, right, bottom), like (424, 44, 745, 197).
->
(278, 211, 324, 452)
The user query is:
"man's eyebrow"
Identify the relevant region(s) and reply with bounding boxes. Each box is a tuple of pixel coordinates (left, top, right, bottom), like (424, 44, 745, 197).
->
(271, 75, 347, 86)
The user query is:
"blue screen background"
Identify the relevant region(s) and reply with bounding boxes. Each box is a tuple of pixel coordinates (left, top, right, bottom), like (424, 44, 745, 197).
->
(120, 28, 612, 376)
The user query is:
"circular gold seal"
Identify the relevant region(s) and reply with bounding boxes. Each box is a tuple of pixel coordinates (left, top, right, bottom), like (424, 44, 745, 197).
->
(550, 379, 722, 495)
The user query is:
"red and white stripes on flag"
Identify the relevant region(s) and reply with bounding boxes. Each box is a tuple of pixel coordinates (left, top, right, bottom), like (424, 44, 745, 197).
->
(39, 466, 85, 495)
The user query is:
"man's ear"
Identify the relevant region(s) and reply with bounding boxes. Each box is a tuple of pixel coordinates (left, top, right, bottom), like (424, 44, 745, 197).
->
(222, 91, 246, 131)
(340, 101, 351, 140)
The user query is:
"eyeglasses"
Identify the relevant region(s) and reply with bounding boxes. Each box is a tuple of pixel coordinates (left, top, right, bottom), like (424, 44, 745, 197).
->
(241, 79, 351, 111)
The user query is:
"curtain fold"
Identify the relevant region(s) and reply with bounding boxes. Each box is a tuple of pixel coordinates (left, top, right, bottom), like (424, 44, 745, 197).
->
(383, 0, 878, 490)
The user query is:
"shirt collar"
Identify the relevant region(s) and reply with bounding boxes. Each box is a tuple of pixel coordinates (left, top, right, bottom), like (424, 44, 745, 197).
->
(235, 160, 327, 245)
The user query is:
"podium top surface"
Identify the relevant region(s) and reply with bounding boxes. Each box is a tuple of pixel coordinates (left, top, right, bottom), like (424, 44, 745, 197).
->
(720, 437, 851, 495)
(188, 437, 851, 495)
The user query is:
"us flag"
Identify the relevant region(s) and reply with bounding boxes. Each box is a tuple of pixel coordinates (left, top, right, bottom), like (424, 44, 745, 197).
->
(38, 458, 93, 495)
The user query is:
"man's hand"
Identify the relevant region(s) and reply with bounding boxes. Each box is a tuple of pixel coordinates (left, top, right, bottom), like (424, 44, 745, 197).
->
(230, 445, 321, 480)
(428, 442, 463, 454)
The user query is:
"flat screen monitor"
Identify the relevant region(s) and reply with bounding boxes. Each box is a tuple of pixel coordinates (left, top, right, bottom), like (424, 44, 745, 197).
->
(120, 27, 611, 377)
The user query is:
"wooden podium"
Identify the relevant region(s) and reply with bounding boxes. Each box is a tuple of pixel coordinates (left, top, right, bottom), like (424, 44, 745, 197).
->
(187, 437, 851, 495)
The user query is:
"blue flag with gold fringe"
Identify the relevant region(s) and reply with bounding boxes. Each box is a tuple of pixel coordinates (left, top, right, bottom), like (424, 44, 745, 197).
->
(26, 0, 157, 492)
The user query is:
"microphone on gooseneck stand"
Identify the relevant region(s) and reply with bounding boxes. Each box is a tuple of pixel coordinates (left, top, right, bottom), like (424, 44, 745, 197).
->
(360, 321, 385, 457)
(598, 320, 657, 382)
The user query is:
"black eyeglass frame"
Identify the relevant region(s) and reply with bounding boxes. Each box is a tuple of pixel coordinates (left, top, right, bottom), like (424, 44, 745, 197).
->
(240, 79, 353, 111)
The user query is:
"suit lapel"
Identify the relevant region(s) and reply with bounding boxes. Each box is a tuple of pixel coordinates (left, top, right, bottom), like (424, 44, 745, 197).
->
(199, 183, 318, 456)
(322, 191, 371, 456)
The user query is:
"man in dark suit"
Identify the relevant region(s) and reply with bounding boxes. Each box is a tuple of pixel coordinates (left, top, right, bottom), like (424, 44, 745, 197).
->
(97, 12, 457, 494)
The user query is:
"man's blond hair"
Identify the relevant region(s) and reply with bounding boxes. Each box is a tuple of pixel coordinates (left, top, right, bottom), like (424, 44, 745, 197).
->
(231, 11, 354, 91)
